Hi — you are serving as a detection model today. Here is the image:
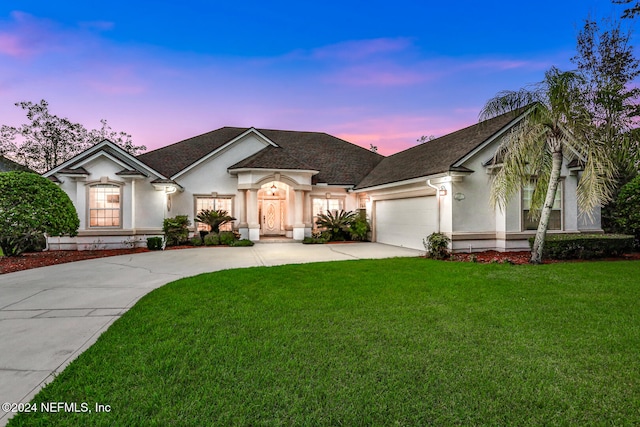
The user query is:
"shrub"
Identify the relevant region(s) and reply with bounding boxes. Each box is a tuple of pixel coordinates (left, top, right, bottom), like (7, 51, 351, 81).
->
(303, 230, 330, 244)
(303, 236, 326, 244)
(614, 175, 640, 249)
(315, 210, 358, 241)
(230, 239, 254, 247)
(204, 233, 220, 246)
(195, 209, 236, 234)
(0, 171, 79, 256)
(349, 214, 371, 241)
(147, 237, 163, 250)
(423, 232, 451, 260)
(190, 236, 204, 246)
(528, 234, 634, 260)
(162, 215, 191, 246)
(219, 231, 237, 246)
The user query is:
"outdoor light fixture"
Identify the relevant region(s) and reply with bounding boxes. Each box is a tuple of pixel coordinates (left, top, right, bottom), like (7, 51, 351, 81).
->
(454, 192, 466, 201)
(439, 186, 447, 196)
(271, 183, 277, 192)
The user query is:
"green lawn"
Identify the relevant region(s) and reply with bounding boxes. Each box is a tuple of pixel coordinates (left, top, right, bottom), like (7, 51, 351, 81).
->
(9, 259, 640, 426)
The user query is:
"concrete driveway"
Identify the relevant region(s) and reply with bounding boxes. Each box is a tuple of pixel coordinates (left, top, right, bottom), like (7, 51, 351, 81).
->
(0, 242, 420, 425)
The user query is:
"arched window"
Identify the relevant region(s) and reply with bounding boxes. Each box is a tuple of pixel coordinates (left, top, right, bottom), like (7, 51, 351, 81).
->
(89, 184, 121, 227)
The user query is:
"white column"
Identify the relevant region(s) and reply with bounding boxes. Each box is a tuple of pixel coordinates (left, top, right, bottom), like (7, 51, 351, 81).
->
(131, 179, 136, 231)
(247, 189, 260, 241)
(293, 190, 305, 240)
(237, 190, 248, 239)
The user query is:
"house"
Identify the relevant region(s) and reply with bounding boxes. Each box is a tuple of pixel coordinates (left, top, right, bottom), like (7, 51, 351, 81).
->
(43, 108, 602, 251)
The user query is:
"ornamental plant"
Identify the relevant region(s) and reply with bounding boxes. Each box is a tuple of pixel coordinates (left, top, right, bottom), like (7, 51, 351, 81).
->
(315, 210, 357, 241)
(423, 232, 451, 260)
(162, 215, 191, 246)
(349, 214, 371, 241)
(0, 171, 79, 256)
(195, 209, 236, 234)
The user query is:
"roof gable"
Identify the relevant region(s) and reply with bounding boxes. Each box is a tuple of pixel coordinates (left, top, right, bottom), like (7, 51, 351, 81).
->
(43, 140, 163, 179)
(137, 127, 267, 178)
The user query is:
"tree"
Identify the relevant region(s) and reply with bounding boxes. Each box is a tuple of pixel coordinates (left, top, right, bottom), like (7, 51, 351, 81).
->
(86, 119, 146, 156)
(0, 171, 79, 256)
(480, 67, 617, 264)
(417, 135, 436, 144)
(0, 100, 146, 173)
(613, 174, 640, 247)
(572, 19, 640, 181)
(613, 0, 640, 19)
(572, 18, 640, 232)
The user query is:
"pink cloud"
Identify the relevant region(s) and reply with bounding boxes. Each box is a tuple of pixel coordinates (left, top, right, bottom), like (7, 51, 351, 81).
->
(0, 33, 31, 57)
(0, 11, 64, 58)
(329, 113, 478, 155)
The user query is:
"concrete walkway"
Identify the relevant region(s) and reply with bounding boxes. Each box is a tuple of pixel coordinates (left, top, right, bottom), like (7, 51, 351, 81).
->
(0, 243, 420, 425)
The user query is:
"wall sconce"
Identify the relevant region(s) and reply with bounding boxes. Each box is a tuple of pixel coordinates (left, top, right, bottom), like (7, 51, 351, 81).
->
(270, 183, 277, 192)
(439, 186, 447, 196)
(454, 192, 466, 202)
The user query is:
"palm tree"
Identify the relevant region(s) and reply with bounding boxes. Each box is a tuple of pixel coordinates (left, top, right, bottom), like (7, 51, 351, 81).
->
(195, 209, 236, 234)
(480, 67, 617, 264)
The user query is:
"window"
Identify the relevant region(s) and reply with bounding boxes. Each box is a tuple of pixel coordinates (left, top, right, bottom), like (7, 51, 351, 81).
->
(312, 197, 344, 228)
(89, 184, 121, 227)
(195, 197, 233, 232)
(523, 182, 562, 230)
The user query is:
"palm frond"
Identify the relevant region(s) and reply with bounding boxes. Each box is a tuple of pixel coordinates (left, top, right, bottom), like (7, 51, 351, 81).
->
(479, 89, 541, 121)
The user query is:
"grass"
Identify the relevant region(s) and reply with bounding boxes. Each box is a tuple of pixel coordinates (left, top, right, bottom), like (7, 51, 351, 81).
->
(9, 259, 640, 426)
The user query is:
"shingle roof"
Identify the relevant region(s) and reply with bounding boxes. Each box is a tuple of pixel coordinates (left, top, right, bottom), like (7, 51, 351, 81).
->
(137, 127, 384, 185)
(354, 109, 526, 189)
(228, 145, 317, 171)
(0, 155, 33, 173)
(136, 127, 248, 178)
(257, 129, 383, 185)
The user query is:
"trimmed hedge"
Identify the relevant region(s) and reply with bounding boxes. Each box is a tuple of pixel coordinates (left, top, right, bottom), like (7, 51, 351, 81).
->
(230, 239, 254, 247)
(529, 234, 635, 260)
(146, 237, 163, 250)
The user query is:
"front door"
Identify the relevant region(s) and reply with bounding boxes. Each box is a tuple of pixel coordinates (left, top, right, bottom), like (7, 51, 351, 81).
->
(261, 200, 282, 235)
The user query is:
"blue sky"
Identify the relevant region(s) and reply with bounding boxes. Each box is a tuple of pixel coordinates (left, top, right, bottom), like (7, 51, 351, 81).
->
(0, 0, 633, 154)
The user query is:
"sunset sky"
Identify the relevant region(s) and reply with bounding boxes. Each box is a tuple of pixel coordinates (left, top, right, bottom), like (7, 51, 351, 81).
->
(0, 0, 633, 155)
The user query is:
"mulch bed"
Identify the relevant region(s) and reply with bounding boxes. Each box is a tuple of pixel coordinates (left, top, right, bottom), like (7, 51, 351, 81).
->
(2, 247, 640, 274)
(0, 246, 202, 274)
(448, 250, 640, 265)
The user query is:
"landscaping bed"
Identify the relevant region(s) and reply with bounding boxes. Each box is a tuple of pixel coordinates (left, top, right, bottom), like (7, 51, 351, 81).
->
(3, 247, 640, 275)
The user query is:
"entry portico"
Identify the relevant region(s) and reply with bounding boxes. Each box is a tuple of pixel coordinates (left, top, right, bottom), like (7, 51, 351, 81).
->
(231, 170, 315, 241)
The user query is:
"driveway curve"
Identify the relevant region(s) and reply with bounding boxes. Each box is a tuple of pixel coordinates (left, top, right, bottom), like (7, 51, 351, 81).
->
(0, 243, 420, 425)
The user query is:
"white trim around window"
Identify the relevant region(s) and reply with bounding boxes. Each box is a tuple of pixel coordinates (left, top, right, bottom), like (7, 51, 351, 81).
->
(194, 195, 235, 232)
(87, 183, 123, 228)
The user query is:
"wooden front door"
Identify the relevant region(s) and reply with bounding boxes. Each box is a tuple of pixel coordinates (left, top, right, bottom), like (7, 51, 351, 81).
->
(261, 200, 282, 235)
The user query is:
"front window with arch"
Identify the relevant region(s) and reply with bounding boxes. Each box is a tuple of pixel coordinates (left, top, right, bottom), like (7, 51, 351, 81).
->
(89, 184, 121, 227)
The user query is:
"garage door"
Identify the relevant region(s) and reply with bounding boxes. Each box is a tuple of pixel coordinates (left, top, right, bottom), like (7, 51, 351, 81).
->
(374, 197, 437, 250)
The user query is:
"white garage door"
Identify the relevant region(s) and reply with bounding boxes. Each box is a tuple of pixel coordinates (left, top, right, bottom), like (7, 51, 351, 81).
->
(374, 197, 437, 250)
